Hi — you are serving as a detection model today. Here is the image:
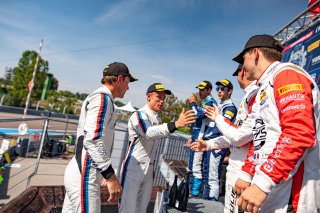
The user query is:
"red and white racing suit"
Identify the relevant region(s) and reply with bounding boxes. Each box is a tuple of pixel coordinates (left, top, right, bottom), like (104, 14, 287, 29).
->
(119, 105, 177, 213)
(241, 62, 320, 212)
(206, 81, 258, 212)
(63, 85, 116, 213)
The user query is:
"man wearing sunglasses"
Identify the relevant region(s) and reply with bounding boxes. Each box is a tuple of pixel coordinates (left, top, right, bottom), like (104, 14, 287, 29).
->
(198, 79, 237, 201)
(187, 81, 217, 197)
(189, 65, 258, 212)
(119, 83, 196, 213)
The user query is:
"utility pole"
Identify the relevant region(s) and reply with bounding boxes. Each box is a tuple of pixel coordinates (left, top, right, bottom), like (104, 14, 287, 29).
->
(23, 39, 44, 118)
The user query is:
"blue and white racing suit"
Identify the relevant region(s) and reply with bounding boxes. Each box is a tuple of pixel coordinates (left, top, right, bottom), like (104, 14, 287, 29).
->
(119, 105, 178, 213)
(63, 85, 116, 213)
(197, 99, 237, 200)
(189, 95, 217, 191)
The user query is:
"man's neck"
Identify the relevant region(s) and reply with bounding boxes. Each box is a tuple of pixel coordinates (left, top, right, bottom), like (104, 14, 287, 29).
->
(104, 83, 116, 98)
(202, 94, 211, 101)
(254, 60, 276, 80)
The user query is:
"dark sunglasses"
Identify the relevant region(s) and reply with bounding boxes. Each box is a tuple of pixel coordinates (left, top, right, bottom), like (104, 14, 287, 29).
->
(216, 86, 229, 92)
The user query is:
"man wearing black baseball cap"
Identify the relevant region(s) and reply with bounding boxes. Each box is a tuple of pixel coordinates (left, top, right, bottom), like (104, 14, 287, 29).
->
(195, 78, 237, 201)
(63, 62, 137, 212)
(190, 64, 259, 212)
(146, 82, 172, 95)
(233, 34, 283, 64)
(102, 62, 138, 83)
(187, 80, 217, 198)
(119, 83, 196, 213)
(232, 34, 320, 213)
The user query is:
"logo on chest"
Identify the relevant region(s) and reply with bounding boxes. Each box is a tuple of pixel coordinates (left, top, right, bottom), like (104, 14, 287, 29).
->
(259, 90, 268, 106)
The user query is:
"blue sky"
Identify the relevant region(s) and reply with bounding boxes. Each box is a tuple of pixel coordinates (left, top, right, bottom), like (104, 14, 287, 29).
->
(0, 0, 308, 108)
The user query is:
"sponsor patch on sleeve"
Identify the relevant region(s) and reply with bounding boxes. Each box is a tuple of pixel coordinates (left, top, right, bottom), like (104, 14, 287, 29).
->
(277, 84, 302, 95)
(224, 110, 234, 117)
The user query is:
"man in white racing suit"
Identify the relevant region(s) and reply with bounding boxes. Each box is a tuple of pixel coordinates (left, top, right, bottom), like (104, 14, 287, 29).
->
(190, 64, 258, 212)
(119, 83, 196, 213)
(62, 62, 138, 213)
(233, 34, 320, 213)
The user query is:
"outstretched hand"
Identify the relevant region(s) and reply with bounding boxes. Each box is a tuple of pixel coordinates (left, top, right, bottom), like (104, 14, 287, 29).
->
(205, 105, 220, 121)
(188, 95, 196, 104)
(175, 108, 196, 128)
(188, 139, 208, 152)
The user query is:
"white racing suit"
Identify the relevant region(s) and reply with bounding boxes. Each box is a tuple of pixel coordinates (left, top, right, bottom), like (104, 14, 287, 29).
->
(119, 105, 177, 213)
(62, 85, 116, 213)
(206, 81, 258, 212)
(241, 62, 320, 212)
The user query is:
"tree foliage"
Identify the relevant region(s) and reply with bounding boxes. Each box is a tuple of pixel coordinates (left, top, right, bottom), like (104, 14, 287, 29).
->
(8, 50, 53, 106)
(115, 100, 125, 107)
(157, 94, 191, 134)
(43, 90, 80, 114)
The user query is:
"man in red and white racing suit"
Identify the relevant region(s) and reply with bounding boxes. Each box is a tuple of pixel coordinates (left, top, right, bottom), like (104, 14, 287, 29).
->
(233, 34, 320, 213)
(190, 64, 258, 212)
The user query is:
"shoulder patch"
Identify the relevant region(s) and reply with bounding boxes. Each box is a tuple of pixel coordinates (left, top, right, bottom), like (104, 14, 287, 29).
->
(225, 110, 234, 117)
(278, 84, 302, 95)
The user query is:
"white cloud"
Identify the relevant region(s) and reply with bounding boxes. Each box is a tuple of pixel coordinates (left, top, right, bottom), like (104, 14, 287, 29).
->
(147, 74, 174, 84)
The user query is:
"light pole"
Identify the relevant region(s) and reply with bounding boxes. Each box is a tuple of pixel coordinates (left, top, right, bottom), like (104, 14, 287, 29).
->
(23, 39, 44, 118)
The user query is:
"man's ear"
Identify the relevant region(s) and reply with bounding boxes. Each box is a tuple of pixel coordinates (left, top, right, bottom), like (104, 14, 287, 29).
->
(253, 48, 260, 65)
(241, 70, 245, 80)
(117, 75, 124, 82)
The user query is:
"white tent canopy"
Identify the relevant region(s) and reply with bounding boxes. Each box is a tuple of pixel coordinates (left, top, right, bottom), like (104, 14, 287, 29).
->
(115, 101, 136, 112)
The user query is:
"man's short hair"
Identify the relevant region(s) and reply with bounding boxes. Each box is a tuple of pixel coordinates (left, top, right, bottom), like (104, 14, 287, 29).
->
(101, 76, 118, 84)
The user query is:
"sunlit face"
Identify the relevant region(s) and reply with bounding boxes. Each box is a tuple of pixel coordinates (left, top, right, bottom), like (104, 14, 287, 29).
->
(237, 68, 245, 89)
(243, 49, 257, 81)
(117, 75, 130, 98)
(198, 88, 211, 99)
(147, 91, 166, 112)
(216, 85, 232, 101)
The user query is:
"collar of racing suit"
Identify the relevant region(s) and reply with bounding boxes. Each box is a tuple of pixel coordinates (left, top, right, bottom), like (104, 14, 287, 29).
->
(143, 104, 159, 117)
(256, 61, 281, 86)
(93, 84, 114, 99)
(244, 80, 257, 93)
(218, 98, 233, 108)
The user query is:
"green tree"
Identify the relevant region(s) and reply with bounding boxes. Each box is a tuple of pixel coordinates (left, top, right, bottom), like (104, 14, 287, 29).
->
(159, 94, 182, 123)
(75, 92, 89, 100)
(45, 90, 78, 114)
(8, 50, 52, 106)
(115, 100, 125, 107)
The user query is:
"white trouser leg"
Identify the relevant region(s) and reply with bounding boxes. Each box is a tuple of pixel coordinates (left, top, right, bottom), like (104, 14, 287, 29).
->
(119, 160, 143, 213)
(136, 166, 153, 213)
(63, 151, 102, 213)
(192, 152, 203, 179)
(208, 152, 222, 199)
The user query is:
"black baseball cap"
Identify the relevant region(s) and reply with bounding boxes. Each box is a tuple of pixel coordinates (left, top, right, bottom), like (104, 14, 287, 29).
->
(103, 62, 138, 82)
(195, 81, 213, 90)
(146, 83, 172, 95)
(233, 34, 283, 64)
(216, 79, 233, 89)
(232, 64, 243, 76)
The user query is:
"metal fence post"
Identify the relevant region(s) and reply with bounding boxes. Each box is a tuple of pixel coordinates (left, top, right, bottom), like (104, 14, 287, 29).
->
(26, 113, 50, 187)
